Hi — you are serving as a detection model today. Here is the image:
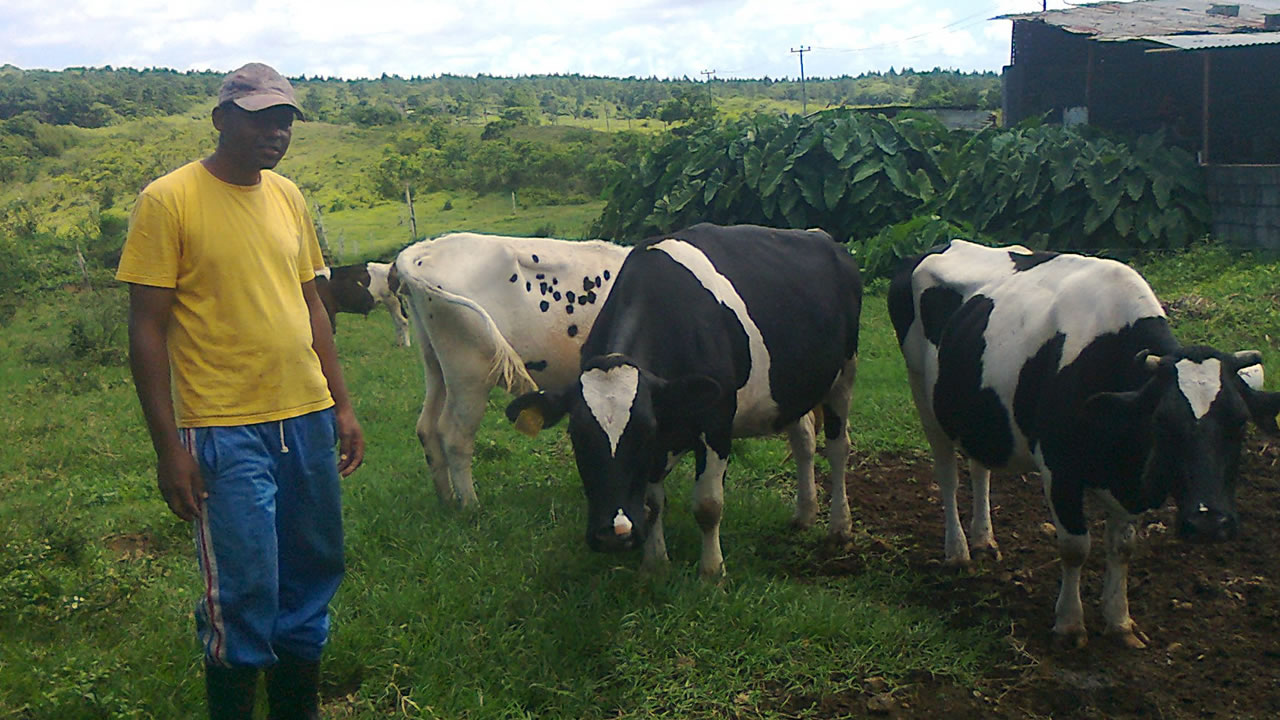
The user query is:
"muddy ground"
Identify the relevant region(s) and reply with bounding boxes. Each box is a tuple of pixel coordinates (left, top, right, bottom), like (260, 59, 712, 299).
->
(795, 437, 1280, 719)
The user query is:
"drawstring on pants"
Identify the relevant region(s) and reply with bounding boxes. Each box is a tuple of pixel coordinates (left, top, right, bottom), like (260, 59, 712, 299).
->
(279, 422, 290, 454)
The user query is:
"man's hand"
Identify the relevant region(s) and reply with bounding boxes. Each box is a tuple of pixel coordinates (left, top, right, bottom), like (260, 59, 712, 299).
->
(335, 404, 364, 477)
(157, 446, 206, 521)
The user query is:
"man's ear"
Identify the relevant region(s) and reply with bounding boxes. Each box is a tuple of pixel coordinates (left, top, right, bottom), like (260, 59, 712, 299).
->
(505, 389, 571, 437)
(652, 374, 722, 423)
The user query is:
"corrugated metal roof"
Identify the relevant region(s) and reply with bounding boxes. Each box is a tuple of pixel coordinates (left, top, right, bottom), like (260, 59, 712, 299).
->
(1144, 30, 1280, 48)
(999, 0, 1280, 42)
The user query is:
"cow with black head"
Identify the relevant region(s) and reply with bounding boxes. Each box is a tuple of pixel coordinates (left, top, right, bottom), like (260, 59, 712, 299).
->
(888, 239, 1280, 648)
(507, 223, 863, 578)
(315, 261, 411, 346)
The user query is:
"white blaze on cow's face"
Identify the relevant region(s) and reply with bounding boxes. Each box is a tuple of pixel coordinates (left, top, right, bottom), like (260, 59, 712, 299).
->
(1175, 358, 1222, 420)
(580, 365, 640, 456)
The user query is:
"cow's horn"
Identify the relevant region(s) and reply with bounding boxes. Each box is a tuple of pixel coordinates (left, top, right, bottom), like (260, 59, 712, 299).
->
(1231, 350, 1263, 369)
(1136, 350, 1162, 372)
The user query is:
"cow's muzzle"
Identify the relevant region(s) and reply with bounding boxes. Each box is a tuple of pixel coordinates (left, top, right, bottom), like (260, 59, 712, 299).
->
(1177, 507, 1238, 543)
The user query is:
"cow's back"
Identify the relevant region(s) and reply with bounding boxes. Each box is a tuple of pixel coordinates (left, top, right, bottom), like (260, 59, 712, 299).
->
(397, 233, 629, 389)
(895, 240, 1175, 470)
(584, 223, 862, 434)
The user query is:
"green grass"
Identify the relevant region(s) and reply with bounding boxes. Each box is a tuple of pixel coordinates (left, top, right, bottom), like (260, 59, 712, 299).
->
(1, 243, 1276, 717)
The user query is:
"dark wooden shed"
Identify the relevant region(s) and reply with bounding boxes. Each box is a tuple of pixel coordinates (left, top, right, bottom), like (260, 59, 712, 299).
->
(1000, 0, 1280, 247)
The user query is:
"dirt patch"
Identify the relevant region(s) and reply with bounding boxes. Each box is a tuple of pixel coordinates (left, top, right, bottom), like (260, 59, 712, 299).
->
(797, 438, 1280, 719)
(103, 532, 157, 560)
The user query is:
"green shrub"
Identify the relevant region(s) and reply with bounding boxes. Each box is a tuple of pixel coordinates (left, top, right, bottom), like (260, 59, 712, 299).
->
(852, 215, 993, 280)
(935, 122, 1209, 250)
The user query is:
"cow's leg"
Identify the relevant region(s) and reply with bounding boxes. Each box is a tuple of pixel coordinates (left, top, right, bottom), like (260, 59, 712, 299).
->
(413, 340, 454, 505)
(821, 356, 857, 541)
(1096, 491, 1147, 649)
(383, 293, 411, 347)
(908, 370, 968, 566)
(692, 439, 730, 579)
(786, 413, 819, 531)
(640, 480, 668, 574)
(437, 384, 491, 509)
(968, 460, 1000, 561)
(1045, 471, 1090, 647)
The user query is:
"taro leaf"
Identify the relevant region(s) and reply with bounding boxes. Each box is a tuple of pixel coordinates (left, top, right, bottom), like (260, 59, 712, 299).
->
(824, 118, 859, 163)
(1050, 157, 1076, 193)
(823, 171, 848, 209)
(760, 152, 795, 198)
(795, 170, 825, 211)
(667, 181, 700, 214)
(1113, 203, 1134, 237)
(871, 122, 900, 156)
(1123, 171, 1145, 202)
(850, 158, 883, 185)
(837, 144, 871, 170)
(883, 153, 915, 198)
(1083, 187, 1122, 236)
(703, 166, 725, 206)
(847, 177, 880, 206)
(1050, 190, 1077, 229)
(743, 145, 765, 190)
(1152, 174, 1173, 209)
(913, 168, 935, 204)
(789, 128, 825, 162)
(782, 183, 810, 228)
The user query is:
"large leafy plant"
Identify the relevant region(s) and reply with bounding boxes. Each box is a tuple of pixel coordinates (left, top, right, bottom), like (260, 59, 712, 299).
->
(594, 109, 955, 243)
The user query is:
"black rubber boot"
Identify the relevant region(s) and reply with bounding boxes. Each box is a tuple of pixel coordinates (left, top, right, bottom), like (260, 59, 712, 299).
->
(205, 662, 259, 720)
(265, 651, 321, 720)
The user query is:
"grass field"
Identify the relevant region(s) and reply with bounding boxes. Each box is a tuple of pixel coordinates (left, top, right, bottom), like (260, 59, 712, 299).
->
(0, 234, 1275, 717)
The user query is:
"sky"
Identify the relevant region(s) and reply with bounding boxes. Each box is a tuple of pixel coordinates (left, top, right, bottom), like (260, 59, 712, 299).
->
(1, 1, 1087, 81)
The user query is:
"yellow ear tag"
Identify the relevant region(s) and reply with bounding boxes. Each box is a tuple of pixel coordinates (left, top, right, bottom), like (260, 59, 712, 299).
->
(515, 407, 545, 438)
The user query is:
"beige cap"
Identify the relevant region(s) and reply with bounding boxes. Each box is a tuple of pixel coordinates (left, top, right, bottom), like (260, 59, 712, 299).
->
(217, 62, 304, 118)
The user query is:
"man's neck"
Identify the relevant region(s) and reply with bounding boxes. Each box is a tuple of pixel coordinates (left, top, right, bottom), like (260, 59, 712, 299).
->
(201, 153, 261, 186)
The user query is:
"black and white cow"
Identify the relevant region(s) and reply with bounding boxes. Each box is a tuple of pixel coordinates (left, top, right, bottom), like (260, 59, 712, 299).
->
(506, 223, 863, 578)
(888, 239, 1280, 648)
(315, 261, 411, 346)
(394, 232, 630, 507)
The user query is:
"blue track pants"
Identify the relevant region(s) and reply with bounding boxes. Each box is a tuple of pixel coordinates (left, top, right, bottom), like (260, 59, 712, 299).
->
(182, 408, 344, 668)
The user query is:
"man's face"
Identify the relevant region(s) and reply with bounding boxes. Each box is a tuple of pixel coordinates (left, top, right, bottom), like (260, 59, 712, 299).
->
(214, 104, 296, 171)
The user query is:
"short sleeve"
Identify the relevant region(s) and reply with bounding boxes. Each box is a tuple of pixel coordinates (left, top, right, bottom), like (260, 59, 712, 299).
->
(116, 191, 179, 288)
(297, 199, 324, 284)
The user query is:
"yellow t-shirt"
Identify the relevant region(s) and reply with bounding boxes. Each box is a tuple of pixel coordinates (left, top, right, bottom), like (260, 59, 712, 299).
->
(116, 160, 333, 428)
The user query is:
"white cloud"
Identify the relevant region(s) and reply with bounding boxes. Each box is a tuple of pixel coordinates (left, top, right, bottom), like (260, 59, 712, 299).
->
(0, 1, 1088, 78)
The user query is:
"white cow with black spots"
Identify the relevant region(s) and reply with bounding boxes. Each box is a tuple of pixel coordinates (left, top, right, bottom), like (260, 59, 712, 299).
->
(393, 232, 629, 507)
(888, 240, 1280, 648)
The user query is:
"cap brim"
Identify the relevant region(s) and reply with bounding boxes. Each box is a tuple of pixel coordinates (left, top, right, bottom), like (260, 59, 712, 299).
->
(232, 92, 305, 120)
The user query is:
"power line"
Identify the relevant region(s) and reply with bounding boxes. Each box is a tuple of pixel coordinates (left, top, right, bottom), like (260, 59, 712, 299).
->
(791, 46, 811, 113)
(812, 4, 1002, 55)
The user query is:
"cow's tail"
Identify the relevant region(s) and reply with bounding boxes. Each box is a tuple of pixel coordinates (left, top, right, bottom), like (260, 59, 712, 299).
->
(405, 279, 538, 396)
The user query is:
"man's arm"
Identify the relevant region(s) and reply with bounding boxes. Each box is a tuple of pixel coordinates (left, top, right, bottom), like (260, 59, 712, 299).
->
(303, 279, 365, 476)
(127, 283, 205, 521)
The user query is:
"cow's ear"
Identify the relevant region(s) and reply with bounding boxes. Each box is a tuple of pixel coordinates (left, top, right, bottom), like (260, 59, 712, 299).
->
(1083, 376, 1163, 438)
(506, 390, 570, 437)
(653, 374, 722, 422)
(1242, 388, 1280, 436)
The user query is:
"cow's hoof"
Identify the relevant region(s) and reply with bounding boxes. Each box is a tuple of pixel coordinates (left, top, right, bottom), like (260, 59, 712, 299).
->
(698, 564, 727, 582)
(1107, 625, 1149, 649)
(942, 555, 972, 570)
(970, 542, 1002, 563)
(788, 514, 816, 532)
(1052, 626, 1088, 649)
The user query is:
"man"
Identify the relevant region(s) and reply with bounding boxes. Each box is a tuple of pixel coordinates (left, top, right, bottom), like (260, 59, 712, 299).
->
(117, 62, 364, 719)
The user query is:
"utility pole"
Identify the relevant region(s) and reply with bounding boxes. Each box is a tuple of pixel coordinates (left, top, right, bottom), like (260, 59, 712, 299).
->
(701, 68, 716, 103)
(791, 46, 811, 114)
